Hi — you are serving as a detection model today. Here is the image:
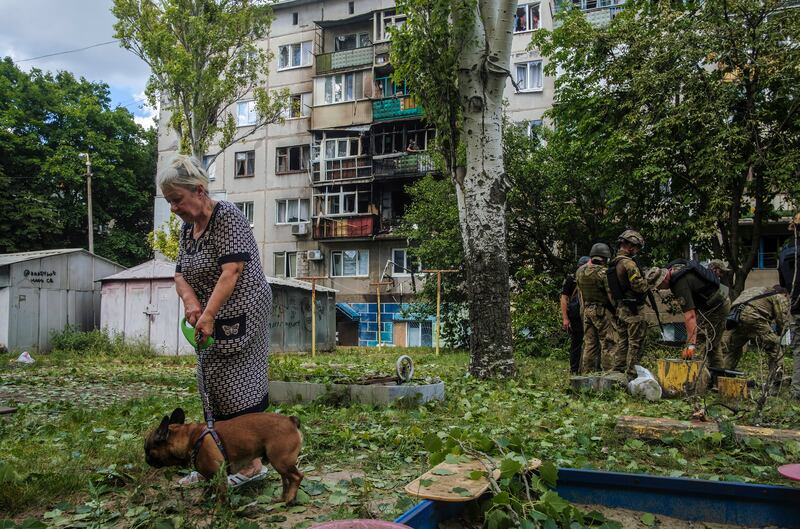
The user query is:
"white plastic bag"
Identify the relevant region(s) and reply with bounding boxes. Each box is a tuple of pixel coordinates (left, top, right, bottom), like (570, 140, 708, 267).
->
(15, 351, 35, 364)
(627, 365, 661, 401)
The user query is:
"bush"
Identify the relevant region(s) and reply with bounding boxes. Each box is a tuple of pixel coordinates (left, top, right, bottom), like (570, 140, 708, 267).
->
(511, 268, 566, 357)
(49, 326, 154, 355)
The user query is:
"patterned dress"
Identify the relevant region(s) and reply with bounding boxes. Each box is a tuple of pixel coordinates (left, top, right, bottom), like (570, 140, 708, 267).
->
(176, 201, 272, 420)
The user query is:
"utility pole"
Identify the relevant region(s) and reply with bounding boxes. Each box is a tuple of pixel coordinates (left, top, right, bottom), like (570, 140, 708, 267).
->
(370, 280, 393, 346)
(423, 269, 458, 354)
(296, 276, 329, 357)
(79, 153, 94, 254)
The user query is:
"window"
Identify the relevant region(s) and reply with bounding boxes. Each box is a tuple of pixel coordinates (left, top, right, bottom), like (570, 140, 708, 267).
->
(278, 41, 313, 70)
(323, 137, 361, 159)
(514, 3, 540, 32)
(292, 12, 298, 25)
(323, 72, 363, 104)
(331, 250, 369, 277)
(407, 321, 433, 347)
(202, 155, 216, 181)
(235, 150, 255, 178)
(335, 32, 371, 51)
(237, 100, 257, 126)
(283, 93, 312, 118)
(527, 119, 543, 138)
(378, 9, 406, 41)
(374, 77, 407, 99)
(373, 123, 434, 155)
(276, 145, 310, 173)
(276, 198, 310, 224)
(274, 252, 297, 278)
(392, 248, 421, 276)
(234, 201, 254, 227)
(516, 60, 543, 92)
(349, 1, 355, 14)
(313, 184, 371, 216)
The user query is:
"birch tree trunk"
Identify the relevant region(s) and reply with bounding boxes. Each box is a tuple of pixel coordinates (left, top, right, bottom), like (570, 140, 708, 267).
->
(454, 0, 516, 378)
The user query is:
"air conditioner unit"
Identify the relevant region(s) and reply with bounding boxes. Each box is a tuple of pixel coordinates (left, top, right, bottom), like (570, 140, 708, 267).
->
(291, 223, 308, 236)
(306, 249, 323, 261)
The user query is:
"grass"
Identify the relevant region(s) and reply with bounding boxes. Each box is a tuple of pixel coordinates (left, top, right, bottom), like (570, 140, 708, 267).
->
(0, 342, 799, 528)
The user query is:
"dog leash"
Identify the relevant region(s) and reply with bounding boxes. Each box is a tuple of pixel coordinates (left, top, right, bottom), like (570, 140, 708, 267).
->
(180, 319, 229, 468)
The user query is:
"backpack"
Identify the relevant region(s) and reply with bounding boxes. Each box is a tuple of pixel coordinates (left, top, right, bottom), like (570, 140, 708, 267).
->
(667, 258, 720, 297)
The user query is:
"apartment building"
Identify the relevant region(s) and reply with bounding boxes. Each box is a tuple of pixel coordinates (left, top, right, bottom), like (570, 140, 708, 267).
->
(153, 0, 622, 346)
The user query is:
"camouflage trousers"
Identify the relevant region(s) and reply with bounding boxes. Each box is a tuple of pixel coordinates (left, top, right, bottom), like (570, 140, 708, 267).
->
(697, 297, 730, 371)
(612, 305, 648, 379)
(580, 304, 615, 373)
(790, 315, 800, 399)
(724, 315, 782, 375)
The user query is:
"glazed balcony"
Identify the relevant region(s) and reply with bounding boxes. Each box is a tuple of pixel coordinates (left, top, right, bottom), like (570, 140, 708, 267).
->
(313, 215, 378, 239)
(373, 153, 435, 179)
(372, 95, 423, 121)
(312, 156, 373, 184)
(316, 46, 374, 75)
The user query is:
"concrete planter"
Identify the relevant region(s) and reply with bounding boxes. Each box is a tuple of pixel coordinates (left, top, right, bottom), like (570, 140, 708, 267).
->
(269, 379, 445, 405)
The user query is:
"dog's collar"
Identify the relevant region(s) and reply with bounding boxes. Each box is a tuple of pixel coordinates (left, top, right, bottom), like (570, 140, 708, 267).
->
(191, 427, 229, 470)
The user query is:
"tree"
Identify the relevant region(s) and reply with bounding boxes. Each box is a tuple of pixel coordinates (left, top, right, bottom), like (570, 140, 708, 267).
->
(392, 0, 517, 378)
(112, 0, 288, 160)
(0, 58, 156, 266)
(532, 0, 800, 294)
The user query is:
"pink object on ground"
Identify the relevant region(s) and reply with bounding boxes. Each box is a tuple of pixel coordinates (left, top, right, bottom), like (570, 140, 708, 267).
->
(777, 463, 800, 481)
(309, 522, 412, 529)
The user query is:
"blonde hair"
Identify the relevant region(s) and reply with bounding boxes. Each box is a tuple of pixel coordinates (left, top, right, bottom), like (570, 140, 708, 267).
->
(157, 154, 209, 193)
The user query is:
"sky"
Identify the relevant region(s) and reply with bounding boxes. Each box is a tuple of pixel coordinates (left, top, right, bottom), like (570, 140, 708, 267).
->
(0, 0, 157, 128)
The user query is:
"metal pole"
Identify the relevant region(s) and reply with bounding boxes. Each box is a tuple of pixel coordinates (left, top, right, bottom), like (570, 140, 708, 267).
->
(436, 271, 441, 355)
(297, 275, 329, 357)
(423, 269, 457, 354)
(311, 279, 317, 358)
(81, 153, 94, 254)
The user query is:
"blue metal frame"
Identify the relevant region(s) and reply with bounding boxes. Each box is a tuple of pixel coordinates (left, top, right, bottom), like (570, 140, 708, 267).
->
(395, 469, 800, 529)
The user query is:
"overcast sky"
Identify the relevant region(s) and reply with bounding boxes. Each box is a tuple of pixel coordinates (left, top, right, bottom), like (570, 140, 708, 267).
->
(0, 0, 156, 128)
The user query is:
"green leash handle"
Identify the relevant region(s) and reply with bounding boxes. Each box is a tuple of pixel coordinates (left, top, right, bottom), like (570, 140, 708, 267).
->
(180, 318, 215, 350)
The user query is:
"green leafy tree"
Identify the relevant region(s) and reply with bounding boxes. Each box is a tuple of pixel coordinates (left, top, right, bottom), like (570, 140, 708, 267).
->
(532, 0, 800, 294)
(112, 0, 289, 160)
(0, 58, 156, 266)
(392, 0, 518, 378)
(148, 213, 181, 261)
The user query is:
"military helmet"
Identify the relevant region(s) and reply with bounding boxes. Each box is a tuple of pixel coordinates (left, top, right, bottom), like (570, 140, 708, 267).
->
(589, 243, 611, 259)
(618, 229, 645, 248)
(645, 267, 669, 289)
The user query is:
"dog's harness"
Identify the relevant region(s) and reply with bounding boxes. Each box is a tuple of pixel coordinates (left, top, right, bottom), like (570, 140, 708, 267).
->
(190, 426, 230, 470)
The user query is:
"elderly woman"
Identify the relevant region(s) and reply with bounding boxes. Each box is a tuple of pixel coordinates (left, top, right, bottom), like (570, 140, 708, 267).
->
(157, 154, 272, 487)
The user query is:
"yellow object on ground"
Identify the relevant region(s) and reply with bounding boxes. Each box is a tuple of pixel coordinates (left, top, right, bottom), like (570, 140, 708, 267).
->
(717, 376, 748, 403)
(656, 358, 708, 397)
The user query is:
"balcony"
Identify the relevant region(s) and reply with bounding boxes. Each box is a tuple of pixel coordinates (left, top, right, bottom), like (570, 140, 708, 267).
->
(316, 46, 374, 75)
(313, 215, 378, 239)
(312, 156, 373, 184)
(373, 153, 435, 179)
(372, 95, 423, 121)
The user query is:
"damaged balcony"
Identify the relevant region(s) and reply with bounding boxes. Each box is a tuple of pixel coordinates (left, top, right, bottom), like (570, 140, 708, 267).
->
(313, 215, 379, 239)
(312, 156, 373, 184)
(373, 153, 436, 179)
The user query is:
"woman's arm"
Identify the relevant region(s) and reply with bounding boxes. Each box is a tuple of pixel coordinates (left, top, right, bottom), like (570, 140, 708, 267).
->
(194, 261, 245, 339)
(175, 273, 202, 325)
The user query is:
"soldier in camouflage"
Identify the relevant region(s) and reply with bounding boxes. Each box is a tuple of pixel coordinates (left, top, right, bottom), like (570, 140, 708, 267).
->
(576, 243, 615, 373)
(779, 212, 800, 399)
(607, 230, 650, 379)
(724, 286, 791, 376)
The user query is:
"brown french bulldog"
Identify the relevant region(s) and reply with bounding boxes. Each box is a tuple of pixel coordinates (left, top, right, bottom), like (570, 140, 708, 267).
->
(144, 408, 304, 503)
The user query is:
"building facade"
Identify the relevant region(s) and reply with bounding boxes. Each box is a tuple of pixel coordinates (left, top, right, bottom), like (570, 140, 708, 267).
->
(153, 0, 620, 346)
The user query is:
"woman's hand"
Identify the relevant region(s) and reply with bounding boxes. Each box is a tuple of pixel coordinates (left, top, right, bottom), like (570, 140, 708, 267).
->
(195, 312, 215, 346)
(184, 303, 202, 326)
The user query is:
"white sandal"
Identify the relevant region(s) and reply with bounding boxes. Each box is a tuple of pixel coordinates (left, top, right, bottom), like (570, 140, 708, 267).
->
(227, 466, 269, 488)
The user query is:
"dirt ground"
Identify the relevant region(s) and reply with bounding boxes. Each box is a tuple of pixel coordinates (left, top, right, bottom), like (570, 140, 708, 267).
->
(576, 504, 777, 529)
